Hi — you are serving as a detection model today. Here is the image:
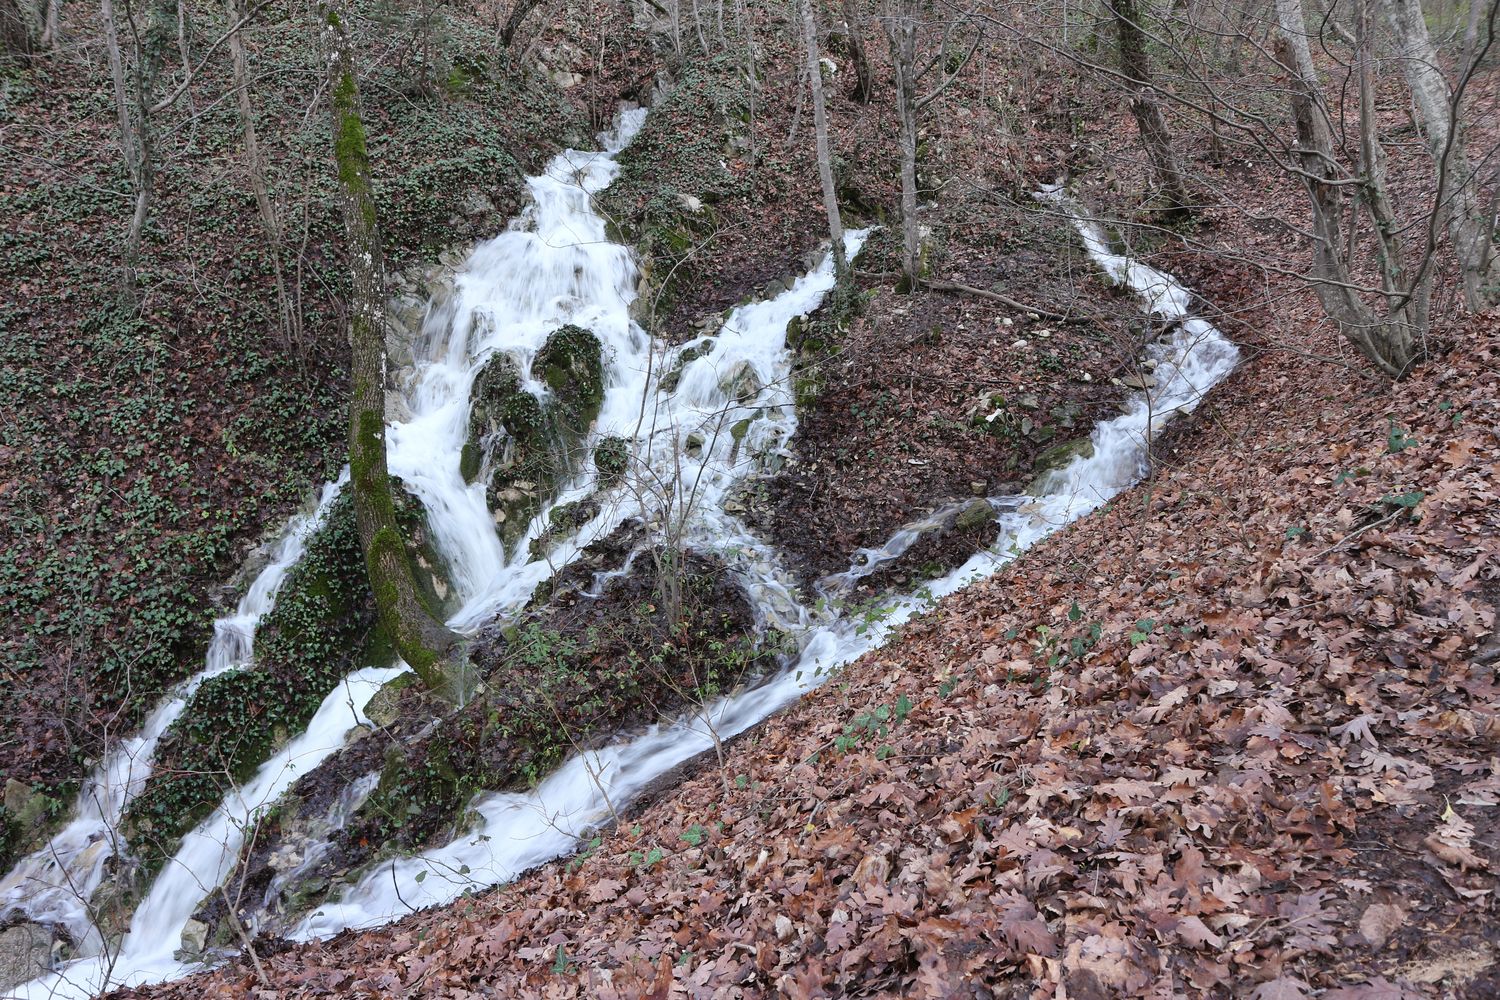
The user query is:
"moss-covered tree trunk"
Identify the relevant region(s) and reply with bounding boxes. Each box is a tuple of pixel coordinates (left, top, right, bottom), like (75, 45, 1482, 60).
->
(320, 2, 460, 690)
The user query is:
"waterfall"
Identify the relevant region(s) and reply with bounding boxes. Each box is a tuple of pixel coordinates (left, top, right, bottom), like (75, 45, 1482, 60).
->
(3, 108, 1238, 997)
(0, 473, 349, 956)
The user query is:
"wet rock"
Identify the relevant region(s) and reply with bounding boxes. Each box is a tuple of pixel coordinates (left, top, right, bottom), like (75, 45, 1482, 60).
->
(459, 191, 496, 218)
(1117, 373, 1158, 390)
(955, 499, 996, 532)
(534, 324, 605, 433)
(685, 432, 706, 456)
(717, 360, 761, 403)
(0, 922, 51, 991)
(365, 674, 417, 729)
(1028, 438, 1096, 495)
(594, 437, 629, 487)
(175, 918, 208, 961)
(3, 779, 47, 848)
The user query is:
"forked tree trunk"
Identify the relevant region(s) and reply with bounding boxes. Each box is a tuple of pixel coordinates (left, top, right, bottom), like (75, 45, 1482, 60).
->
(799, 0, 846, 275)
(500, 0, 544, 47)
(1380, 0, 1499, 309)
(320, 1, 461, 692)
(1109, 0, 1191, 220)
(1274, 0, 1418, 377)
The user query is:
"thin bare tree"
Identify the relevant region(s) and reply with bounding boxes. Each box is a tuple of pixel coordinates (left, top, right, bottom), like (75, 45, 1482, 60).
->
(799, 0, 847, 275)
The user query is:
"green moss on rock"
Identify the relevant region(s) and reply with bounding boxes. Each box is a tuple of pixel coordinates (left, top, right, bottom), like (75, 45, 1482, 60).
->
(125, 493, 375, 876)
(534, 324, 605, 433)
(594, 436, 629, 487)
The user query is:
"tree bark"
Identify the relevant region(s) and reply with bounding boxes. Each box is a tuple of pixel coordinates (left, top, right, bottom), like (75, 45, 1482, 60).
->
(0, 0, 36, 55)
(499, 0, 543, 47)
(227, 0, 296, 349)
(101, 0, 151, 294)
(800, 0, 847, 276)
(39, 0, 56, 47)
(1274, 0, 1418, 377)
(1380, 0, 1498, 309)
(886, 11, 921, 287)
(1109, 0, 1191, 220)
(320, 1, 461, 692)
(839, 0, 873, 102)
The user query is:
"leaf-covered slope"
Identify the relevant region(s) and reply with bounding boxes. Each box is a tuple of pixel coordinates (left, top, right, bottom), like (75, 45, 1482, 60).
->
(119, 304, 1500, 996)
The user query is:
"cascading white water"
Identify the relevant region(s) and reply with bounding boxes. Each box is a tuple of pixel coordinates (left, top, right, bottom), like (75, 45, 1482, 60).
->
(288, 184, 1239, 939)
(8, 664, 404, 999)
(0, 473, 348, 956)
(4, 110, 1238, 997)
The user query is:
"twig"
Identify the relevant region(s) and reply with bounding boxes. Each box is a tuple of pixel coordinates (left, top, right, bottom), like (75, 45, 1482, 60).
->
(920, 278, 1068, 319)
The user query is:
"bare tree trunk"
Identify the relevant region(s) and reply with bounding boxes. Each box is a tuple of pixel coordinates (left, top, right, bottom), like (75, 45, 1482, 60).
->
(319, 0, 461, 693)
(839, 0, 873, 102)
(1464, 0, 1486, 67)
(800, 0, 846, 275)
(227, 0, 296, 348)
(101, 0, 152, 294)
(1380, 0, 1499, 309)
(886, 11, 921, 287)
(1, 0, 37, 54)
(499, 0, 544, 47)
(174, 0, 195, 117)
(40, 0, 56, 47)
(1274, 0, 1418, 377)
(1109, 0, 1191, 220)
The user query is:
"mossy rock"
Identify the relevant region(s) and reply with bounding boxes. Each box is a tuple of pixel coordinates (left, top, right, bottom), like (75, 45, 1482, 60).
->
(124, 494, 374, 876)
(717, 360, 760, 403)
(468, 353, 559, 548)
(534, 325, 605, 433)
(365, 673, 419, 729)
(1028, 438, 1096, 495)
(469, 352, 546, 451)
(530, 496, 604, 559)
(594, 437, 629, 487)
(954, 499, 996, 532)
(391, 479, 455, 616)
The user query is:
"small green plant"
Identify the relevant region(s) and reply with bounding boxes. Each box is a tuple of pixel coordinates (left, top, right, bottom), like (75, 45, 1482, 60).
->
(1386, 418, 1416, 453)
(1438, 401, 1465, 427)
(1128, 619, 1156, 646)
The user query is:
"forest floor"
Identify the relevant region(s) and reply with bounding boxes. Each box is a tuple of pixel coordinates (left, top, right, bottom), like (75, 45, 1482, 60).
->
(122, 302, 1500, 999)
(6, 0, 1499, 994)
(120, 33, 1500, 998)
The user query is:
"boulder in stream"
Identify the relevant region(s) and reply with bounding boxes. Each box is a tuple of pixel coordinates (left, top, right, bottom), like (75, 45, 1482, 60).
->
(0, 922, 52, 992)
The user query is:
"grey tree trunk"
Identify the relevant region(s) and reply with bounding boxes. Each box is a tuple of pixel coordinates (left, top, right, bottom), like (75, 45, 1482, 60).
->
(227, 0, 296, 349)
(1109, 0, 1191, 220)
(39, 0, 56, 47)
(1380, 0, 1499, 309)
(1274, 0, 1418, 377)
(320, 1, 461, 692)
(101, 0, 151, 294)
(886, 12, 921, 287)
(839, 0, 873, 101)
(0, 0, 36, 55)
(799, 0, 847, 276)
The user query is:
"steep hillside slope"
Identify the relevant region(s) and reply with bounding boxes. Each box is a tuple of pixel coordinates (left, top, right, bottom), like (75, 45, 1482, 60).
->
(120, 310, 1500, 993)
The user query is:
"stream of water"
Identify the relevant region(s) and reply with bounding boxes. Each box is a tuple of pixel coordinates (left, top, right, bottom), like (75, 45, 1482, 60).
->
(3, 110, 1238, 997)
